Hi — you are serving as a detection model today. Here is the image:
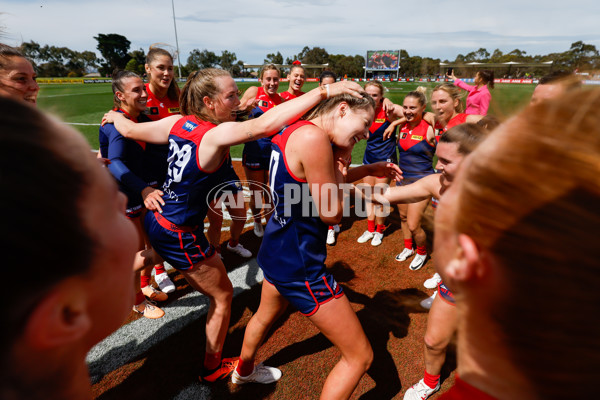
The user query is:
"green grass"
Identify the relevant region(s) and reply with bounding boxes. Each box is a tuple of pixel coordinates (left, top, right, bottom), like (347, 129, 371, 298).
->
(37, 81, 535, 163)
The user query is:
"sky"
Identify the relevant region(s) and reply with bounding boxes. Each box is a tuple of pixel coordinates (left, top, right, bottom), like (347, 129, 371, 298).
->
(2, 0, 599, 67)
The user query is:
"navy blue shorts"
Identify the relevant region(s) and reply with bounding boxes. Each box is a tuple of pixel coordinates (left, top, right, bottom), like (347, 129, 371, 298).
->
(144, 211, 216, 270)
(243, 140, 271, 171)
(438, 282, 455, 305)
(126, 203, 143, 219)
(263, 271, 344, 316)
(363, 151, 398, 166)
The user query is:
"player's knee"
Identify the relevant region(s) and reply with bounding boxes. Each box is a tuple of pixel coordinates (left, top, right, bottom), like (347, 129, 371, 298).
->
(424, 334, 447, 354)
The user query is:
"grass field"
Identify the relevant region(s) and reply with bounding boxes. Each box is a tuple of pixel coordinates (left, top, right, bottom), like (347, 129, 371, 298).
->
(37, 81, 535, 163)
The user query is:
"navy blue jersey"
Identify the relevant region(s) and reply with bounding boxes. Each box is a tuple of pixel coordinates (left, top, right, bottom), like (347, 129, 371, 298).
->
(257, 120, 328, 282)
(244, 87, 284, 158)
(363, 105, 398, 164)
(159, 116, 232, 227)
(98, 110, 151, 206)
(143, 143, 169, 187)
(397, 119, 435, 180)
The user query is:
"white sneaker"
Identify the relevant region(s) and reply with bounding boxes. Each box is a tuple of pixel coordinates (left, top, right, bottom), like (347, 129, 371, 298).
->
(409, 253, 428, 271)
(253, 220, 264, 238)
(227, 243, 252, 258)
(357, 230, 374, 243)
(420, 291, 437, 310)
(326, 228, 336, 245)
(395, 248, 414, 262)
(155, 272, 176, 294)
(371, 232, 384, 246)
(423, 273, 442, 289)
(231, 363, 282, 385)
(404, 378, 440, 400)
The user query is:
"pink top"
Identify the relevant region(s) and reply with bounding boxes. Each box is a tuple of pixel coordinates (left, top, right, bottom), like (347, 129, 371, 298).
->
(454, 79, 491, 116)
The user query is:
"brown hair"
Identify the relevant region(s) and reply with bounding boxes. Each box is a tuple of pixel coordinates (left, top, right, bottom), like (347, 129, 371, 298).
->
(0, 98, 94, 392)
(0, 43, 25, 71)
(111, 70, 140, 109)
(364, 80, 385, 103)
(432, 83, 464, 113)
(146, 47, 180, 102)
(478, 69, 495, 89)
(440, 123, 489, 155)
(454, 88, 600, 398)
(302, 91, 375, 121)
(179, 68, 231, 124)
(260, 64, 280, 80)
(289, 64, 305, 76)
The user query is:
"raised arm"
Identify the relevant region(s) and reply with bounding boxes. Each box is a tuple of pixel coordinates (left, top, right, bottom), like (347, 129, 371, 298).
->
(103, 112, 181, 144)
(204, 81, 364, 150)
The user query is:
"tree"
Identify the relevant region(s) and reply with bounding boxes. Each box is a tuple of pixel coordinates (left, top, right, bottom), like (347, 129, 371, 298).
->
(298, 46, 329, 64)
(264, 51, 283, 65)
(125, 48, 146, 75)
(94, 33, 131, 75)
(328, 54, 364, 78)
(219, 50, 237, 72)
(568, 41, 599, 70)
(186, 49, 219, 71)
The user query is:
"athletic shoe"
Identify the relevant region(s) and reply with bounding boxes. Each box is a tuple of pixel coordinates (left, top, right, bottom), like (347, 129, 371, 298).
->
(420, 291, 437, 310)
(254, 221, 264, 238)
(227, 243, 252, 258)
(423, 273, 442, 289)
(141, 285, 168, 302)
(357, 230, 374, 243)
(132, 300, 165, 319)
(232, 363, 282, 385)
(409, 254, 428, 271)
(395, 248, 414, 262)
(200, 357, 239, 383)
(155, 272, 176, 294)
(326, 228, 336, 245)
(371, 232, 384, 246)
(403, 378, 440, 400)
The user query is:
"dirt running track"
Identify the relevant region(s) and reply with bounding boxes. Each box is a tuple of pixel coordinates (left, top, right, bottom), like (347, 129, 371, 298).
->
(89, 161, 455, 400)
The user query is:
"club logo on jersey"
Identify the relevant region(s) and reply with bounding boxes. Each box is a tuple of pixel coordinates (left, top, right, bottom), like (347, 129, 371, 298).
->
(182, 121, 198, 132)
(146, 107, 160, 115)
(401, 132, 408, 140)
(375, 118, 386, 123)
(411, 135, 423, 141)
(168, 107, 180, 114)
(259, 100, 269, 108)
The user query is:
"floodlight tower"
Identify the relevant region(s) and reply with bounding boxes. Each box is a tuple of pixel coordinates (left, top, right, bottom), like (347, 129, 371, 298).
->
(171, 0, 182, 80)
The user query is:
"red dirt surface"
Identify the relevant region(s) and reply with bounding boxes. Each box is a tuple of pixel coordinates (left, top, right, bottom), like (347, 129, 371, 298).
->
(91, 161, 455, 399)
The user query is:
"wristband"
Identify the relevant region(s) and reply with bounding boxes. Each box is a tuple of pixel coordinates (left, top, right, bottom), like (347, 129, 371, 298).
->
(325, 84, 330, 99)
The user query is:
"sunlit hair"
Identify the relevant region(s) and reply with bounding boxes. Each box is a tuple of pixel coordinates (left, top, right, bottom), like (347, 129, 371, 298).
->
(302, 91, 375, 121)
(477, 115, 501, 131)
(454, 88, 600, 398)
(432, 83, 464, 113)
(0, 98, 94, 391)
(478, 69, 495, 89)
(289, 64, 305, 76)
(364, 80, 385, 103)
(146, 47, 179, 102)
(440, 123, 489, 155)
(0, 43, 26, 71)
(111, 70, 141, 109)
(404, 86, 428, 107)
(260, 63, 280, 80)
(180, 68, 231, 124)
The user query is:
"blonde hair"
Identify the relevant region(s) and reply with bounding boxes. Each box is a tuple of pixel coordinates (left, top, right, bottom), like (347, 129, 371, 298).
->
(454, 88, 600, 398)
(260, 64, 280, 79)
(404, 86, 428, 107)
(364, 80, 385, 100)
(302, 92, 375, 121)
(179, 68, 231, 123)
(432, 83, 464, 113)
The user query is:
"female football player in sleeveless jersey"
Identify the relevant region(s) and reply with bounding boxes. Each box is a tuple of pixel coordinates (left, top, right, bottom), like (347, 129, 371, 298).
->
(239, 64, 285, 237)
(0, 44, 39, 104)
(356, 80, 403, 247)
(392, 88, 436, 271)
(280, 61, 306, 100)
(1, 97, 138, 400)
(103, 69, 365, 382)
(233, 92, 402, 398)
(431, 83, 482, 139)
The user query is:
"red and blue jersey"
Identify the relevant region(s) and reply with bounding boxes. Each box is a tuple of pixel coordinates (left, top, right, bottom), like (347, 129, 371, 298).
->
(398, 119, 435, 180)
(99, 109, 150, 208)
(435, 113, 468, 142)
(257, 120, 328, 283)
(144, 83, 180, 121)
(363, 105, 398, 164)
(245, 87, 285, 156)
(159, 116, 233, 227)
(280, 91, 305, 101)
